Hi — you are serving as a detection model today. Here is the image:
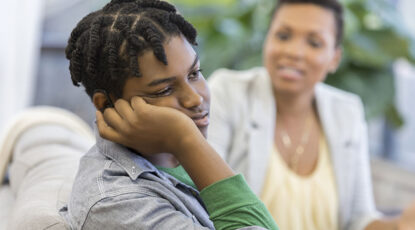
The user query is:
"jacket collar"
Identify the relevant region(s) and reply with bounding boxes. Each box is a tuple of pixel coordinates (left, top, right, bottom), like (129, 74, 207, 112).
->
(315, 83, 354, 229)
(94, 124, 158, 181)
(247, 68, 276, 194)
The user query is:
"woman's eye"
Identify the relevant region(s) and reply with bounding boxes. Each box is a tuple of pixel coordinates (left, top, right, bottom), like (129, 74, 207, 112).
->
(276, 31, 290, 41)
(308, 38, 323, 48)
(189, 69, 202, 81)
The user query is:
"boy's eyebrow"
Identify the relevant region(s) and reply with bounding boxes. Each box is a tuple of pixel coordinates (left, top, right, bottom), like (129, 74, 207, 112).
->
(147, 76, 176, 87)
(188, 54, 199, 73)
(147, 54, 199, 87)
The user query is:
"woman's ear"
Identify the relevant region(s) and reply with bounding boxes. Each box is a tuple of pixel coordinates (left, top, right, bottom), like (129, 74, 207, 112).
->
(329, 47, 342, 73)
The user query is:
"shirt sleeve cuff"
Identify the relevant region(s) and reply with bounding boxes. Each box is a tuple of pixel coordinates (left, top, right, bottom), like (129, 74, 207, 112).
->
(199, 174, 259, 216)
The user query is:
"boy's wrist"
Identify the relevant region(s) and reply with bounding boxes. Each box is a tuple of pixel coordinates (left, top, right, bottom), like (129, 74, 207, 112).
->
(173, 129, 205, 157)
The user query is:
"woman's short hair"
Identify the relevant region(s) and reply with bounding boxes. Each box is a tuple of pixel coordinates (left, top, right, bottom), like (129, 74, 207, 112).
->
(271, 0, 344, 47)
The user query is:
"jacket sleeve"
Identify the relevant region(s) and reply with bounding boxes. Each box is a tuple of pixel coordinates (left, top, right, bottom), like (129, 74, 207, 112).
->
(83, 193, 211, 230)
(82, 178, 277, 230)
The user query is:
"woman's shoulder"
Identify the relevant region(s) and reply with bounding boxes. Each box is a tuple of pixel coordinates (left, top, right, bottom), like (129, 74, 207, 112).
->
(207, 67, 271, 104)
(316, 83, 363, 108)
(316, 83, 366, 126)
(208, 67, 269, 87)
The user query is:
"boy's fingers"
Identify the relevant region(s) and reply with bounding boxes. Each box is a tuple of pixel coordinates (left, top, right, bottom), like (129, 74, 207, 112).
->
(130, 96, 147, 112)
(96, 111, 125, 145)
(103, 107, 128, 132)
(114, 99, 135, 122)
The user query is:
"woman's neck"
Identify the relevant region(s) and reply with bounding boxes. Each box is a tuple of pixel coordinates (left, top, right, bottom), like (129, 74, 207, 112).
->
(274, 89, 315, 120)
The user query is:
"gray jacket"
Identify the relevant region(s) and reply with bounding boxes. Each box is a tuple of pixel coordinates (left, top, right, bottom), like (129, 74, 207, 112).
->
(62, 130, 215, 230)
(207, 67, 380, 230)
(61, 128, 269, 230)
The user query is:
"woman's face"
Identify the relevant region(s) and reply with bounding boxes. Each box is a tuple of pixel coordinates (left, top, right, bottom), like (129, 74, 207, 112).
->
(263, 3, 342, 95)
(122, 35, 211, 137)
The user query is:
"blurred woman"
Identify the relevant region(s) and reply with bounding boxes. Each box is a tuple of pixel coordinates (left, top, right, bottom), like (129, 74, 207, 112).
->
(207, 0, 415, 229)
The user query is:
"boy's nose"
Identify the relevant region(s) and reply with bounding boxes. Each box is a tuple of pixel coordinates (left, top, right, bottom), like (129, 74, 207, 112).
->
(180, 85, 203, 109)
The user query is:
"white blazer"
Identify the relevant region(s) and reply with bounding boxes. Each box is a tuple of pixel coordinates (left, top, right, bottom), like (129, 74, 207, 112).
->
(207, 67, 380, 230)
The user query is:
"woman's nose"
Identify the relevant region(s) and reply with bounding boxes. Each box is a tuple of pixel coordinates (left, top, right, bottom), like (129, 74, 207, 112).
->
(280, 38, 306, 60)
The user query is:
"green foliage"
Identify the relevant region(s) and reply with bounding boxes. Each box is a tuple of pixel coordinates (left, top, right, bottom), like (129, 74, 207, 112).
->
(170, 0, 272, 76)
(170, 0, 415, 127)
(329, 0, 415, 127)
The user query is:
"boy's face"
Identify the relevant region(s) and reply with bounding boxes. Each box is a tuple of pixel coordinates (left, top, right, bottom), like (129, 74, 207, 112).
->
(122, 35, 211, 138)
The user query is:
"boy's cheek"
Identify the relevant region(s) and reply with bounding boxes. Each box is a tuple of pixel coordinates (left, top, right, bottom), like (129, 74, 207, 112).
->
(143, 97, 179, 109)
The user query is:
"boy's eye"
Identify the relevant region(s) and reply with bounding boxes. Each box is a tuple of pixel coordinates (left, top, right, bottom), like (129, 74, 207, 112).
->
(189, 69, 202, 81)
(151, 87, 173, 97)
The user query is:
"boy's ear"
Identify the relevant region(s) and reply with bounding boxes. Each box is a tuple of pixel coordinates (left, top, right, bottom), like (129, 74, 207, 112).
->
(92, 92, 108, 111)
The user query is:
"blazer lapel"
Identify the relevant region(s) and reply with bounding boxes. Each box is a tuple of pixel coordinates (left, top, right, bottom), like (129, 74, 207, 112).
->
(247, 70, 276, 195)
(315, 83, 354, 228)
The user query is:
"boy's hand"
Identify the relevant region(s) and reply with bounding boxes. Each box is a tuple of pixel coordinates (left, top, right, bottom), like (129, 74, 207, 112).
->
(96, 96, 201, 156)
(97, 96, 235, 190)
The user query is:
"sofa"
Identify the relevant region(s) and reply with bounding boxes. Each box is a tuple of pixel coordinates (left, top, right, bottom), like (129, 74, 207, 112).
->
(0, 107, 94, 230)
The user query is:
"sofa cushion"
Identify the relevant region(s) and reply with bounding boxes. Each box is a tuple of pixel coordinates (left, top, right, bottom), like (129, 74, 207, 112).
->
(0, 107, 94, 230)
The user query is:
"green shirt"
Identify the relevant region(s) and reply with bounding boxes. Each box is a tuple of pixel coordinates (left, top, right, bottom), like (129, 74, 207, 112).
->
(158, 165, 279, 230)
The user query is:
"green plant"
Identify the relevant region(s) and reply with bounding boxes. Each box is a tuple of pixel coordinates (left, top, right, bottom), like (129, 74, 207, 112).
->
(170, 0, 415, 127)
(329, 0, 415, 127)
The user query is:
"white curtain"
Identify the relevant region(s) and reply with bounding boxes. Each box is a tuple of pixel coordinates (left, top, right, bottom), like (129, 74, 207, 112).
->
(399, 0, 415, 37)
(0, 0, 44, 131)
(394, 60, 415, 155)
(395, 0, 415, 157)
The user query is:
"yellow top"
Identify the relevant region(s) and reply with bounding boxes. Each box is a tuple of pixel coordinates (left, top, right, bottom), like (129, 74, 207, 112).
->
(260, 135, 339, 230)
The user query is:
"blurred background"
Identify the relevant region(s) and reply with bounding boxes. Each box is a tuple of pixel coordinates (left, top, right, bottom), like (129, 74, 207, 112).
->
(0, 0, 414, 214)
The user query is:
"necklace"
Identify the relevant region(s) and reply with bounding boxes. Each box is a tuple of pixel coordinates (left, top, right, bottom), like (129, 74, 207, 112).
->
(279, 113, 313, 172)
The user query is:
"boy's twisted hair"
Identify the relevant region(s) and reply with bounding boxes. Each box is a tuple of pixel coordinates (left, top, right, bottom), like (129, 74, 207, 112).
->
(65, 0, 197, 98)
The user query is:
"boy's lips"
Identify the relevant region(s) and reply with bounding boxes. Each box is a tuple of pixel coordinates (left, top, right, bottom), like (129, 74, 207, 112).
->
(191, 112, 209, 127)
